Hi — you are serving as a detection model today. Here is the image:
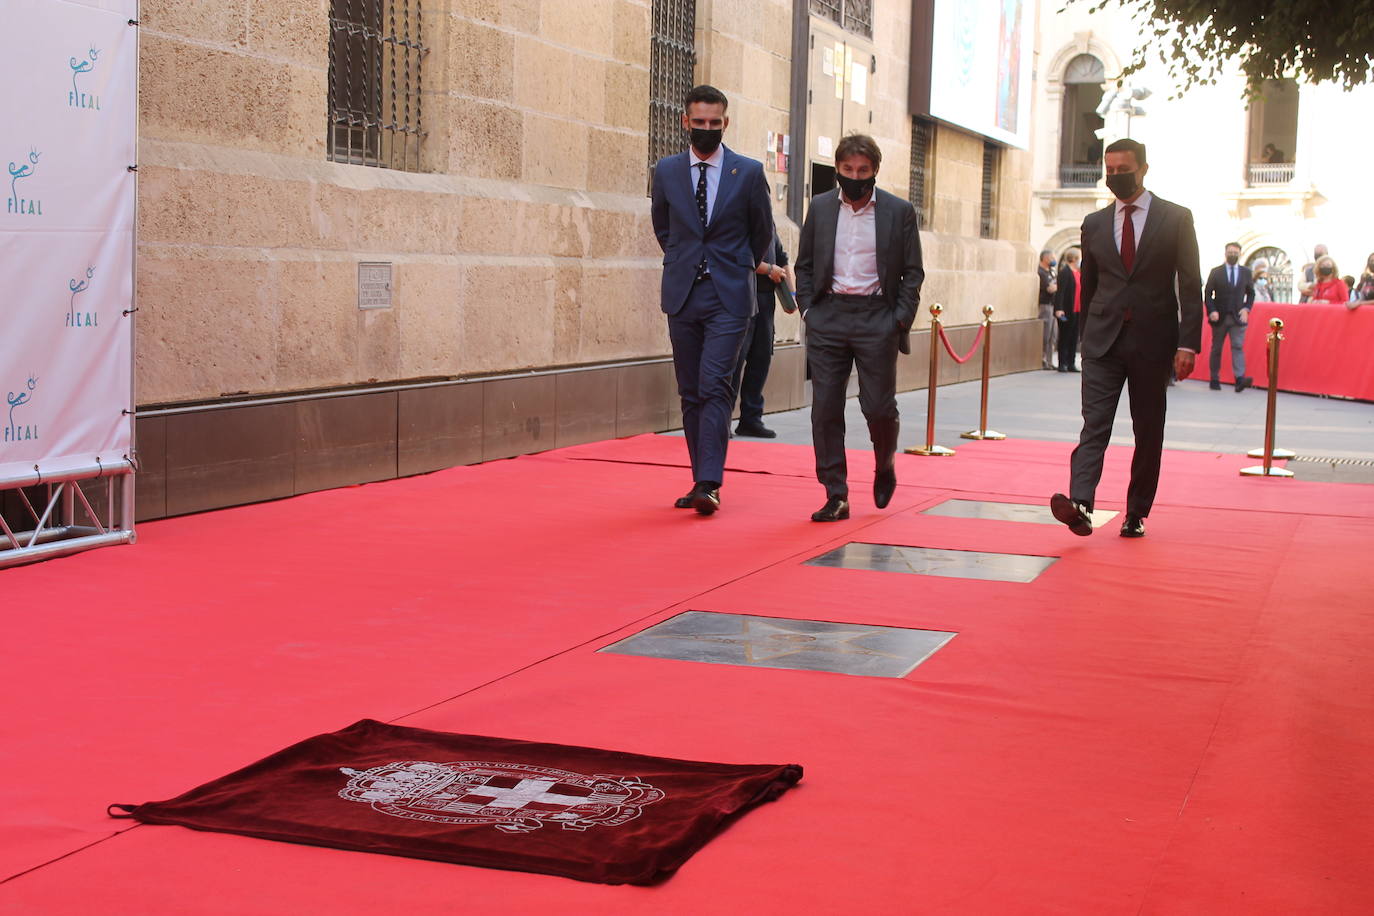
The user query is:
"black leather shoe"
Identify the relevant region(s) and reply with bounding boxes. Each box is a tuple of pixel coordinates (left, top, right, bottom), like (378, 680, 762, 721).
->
(811, 497, 849, 522)
(1050, 493, 1093, 536)
(691, 487, 720, 515)
(1235, 376, 1253, 392)
(674, 491, 696, 509)
(1209, 380, 1222, 391)
(873, 468, 896, 509)
(735, 421, 777, 438)
(1120, 515, 1146, 538)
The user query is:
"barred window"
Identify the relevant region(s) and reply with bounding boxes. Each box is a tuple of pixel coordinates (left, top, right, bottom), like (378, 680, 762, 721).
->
(328, 0, 427, 171)
(980, 140, 1000, 239)
(649, 0, 697, 177)
(909, 117, 935, 230)
(809, 0, 872, 39)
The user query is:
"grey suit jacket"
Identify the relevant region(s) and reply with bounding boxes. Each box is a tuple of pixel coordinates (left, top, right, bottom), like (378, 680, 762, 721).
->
(1078, 193, 1203, 361)
(794, 187, 924, 352)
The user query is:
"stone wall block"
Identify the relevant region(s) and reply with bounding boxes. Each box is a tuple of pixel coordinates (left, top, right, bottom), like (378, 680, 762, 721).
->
(612, 0, 651, 68)
(602, 63, 650, 132)
(447, 17, 516, 102)
(248, 0, 327, 68)
(540, 0, 614, 56)
(587, 127, 647, 196)
(514, 37, 590, 121)
(521, 113, 589, 189)
(135, 253, 278, 403)
(140, 35, 295, 153)
(142, 0, 248, 47)
(462, 265, 557, 373)
(448, 99, 523, 180)
(273, 259, 356, 391)
(397, 262, 465, 379)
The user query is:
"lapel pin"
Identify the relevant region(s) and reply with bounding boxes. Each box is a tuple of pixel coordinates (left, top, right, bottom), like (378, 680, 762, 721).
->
(731, 168, 738, 175)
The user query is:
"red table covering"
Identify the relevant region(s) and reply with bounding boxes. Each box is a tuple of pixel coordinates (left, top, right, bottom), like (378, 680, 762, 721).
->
(1188, 301, 1374, 400)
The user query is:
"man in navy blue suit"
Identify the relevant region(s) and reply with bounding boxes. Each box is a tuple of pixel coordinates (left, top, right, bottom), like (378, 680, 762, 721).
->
(1204, 241, 1255, 392)
(651, 85, 774, 515)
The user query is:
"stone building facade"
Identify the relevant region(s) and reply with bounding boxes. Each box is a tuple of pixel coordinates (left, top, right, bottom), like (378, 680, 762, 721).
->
(1031, 5, 1374, 303)
(130, 0, 1040, 520)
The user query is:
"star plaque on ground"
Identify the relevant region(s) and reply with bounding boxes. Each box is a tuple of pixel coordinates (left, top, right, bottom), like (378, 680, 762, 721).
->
(599, 611, 956, 678)
(922, 498, 1119, 527)
(805, 543, 1058, 583)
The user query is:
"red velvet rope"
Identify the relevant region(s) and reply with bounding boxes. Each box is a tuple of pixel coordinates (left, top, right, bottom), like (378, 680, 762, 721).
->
(935, 322, 987, 364)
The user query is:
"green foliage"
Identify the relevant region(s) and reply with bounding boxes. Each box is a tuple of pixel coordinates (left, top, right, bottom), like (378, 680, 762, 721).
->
(1069, 0, 1374, 94)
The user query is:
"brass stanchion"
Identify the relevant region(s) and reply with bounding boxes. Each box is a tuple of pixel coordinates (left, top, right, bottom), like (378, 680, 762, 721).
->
(961, 304, 1005, 441)
(905, 303, 955, 456)
(1240, 317, 1295, 478)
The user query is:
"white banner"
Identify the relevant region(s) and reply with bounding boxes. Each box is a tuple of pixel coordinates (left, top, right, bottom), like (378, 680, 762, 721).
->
(0, 0, 137, 484)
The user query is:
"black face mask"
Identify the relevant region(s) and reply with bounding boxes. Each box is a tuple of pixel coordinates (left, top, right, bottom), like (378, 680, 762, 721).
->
(1104, 171, 1139, 200)
(689, 128, 723, 157)
(1225, 254, 1239, 265)
(836, 174, 876, 201)
(1318, 265, 1334, 276)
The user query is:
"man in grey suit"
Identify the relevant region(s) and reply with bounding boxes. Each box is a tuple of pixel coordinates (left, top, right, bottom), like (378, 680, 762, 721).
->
(650, 84, 774, 515)
(796, 134, 924, 522)
(1204, 241, 1255, 391)
(1052, 138, 1202, 539)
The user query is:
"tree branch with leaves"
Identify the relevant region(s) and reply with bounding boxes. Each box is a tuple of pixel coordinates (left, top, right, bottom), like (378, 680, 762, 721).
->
(1069, 0, 1374, 94)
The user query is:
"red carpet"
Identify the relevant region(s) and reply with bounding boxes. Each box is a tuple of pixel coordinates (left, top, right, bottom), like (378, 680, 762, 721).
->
(2, 434, 1372, 913)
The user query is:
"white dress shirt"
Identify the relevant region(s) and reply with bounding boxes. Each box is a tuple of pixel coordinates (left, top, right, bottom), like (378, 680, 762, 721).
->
(1112, 190, 1151, 252)
(832, 192, 881, 295)
(687, 145, 724, 224)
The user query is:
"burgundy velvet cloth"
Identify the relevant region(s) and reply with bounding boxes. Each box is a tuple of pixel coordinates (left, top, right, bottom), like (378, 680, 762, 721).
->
(111, 719, 802, 885)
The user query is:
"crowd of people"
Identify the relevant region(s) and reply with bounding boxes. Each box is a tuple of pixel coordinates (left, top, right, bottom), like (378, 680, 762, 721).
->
(1297, 244, 1374, 306)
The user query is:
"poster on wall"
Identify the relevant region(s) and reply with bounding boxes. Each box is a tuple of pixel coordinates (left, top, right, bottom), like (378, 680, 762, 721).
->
(927, 0, 1036, 149)
(0, 0, 137, 485)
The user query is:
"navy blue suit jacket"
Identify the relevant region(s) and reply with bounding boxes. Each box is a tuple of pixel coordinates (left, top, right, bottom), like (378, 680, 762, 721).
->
(650, 146, 774, 318)
(1204, 263, 1255, 323)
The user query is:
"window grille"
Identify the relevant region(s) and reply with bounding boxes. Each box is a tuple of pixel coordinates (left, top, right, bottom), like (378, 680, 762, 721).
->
(909, 117, 935, 230)
(809, 0, 870, 39)
(842, 0, 872, 38)
(328, 0, 426, 171)
(980, 140, 999, 239)
(1247, 247, 1293, 303)
(649, 0, 697, 178)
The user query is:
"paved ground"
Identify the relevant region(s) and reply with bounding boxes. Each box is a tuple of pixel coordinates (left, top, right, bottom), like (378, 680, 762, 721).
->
(727, 369, 1374, 484)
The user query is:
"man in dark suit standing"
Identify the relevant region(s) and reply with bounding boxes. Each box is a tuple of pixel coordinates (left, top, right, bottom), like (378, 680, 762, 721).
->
(1204, 242, 1255, 391)
(1053, 246, 1082, 373)
(651, 84, 773, 515)
(731, 231, 791, 438)
(796, 134, 924, 522)
(1051, 139, 1202, 539)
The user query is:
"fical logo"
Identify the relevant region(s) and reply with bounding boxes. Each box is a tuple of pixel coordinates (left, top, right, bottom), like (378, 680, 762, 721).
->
(7, 149, 42, 216)
(4, 376, 38, 444)
(69, 45, 101, 110)
(68, 266, 98, 328)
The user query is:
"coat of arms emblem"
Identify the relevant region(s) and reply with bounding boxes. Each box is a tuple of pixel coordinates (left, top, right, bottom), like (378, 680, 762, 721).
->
(339, 760, 666, 834)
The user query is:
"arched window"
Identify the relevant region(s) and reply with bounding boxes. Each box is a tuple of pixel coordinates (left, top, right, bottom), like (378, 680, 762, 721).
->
(1247, 247, 1292, 303)
(1059, 54, 1104, 188)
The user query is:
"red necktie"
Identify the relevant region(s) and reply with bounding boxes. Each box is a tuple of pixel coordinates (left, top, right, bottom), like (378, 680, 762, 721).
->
(1120, 204, 1137, 273)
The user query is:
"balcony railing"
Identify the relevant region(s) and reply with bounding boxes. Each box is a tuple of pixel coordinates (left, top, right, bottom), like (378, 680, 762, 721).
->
(1059, 163, 1100, 188)
(1248, 162, 1295, 185)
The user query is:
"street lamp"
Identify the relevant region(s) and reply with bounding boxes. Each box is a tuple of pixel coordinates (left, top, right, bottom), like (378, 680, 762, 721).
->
(1095, 83, 1152, 138)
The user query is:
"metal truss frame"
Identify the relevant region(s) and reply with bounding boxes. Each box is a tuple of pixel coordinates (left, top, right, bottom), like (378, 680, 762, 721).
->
(0, 462, 136, 569)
